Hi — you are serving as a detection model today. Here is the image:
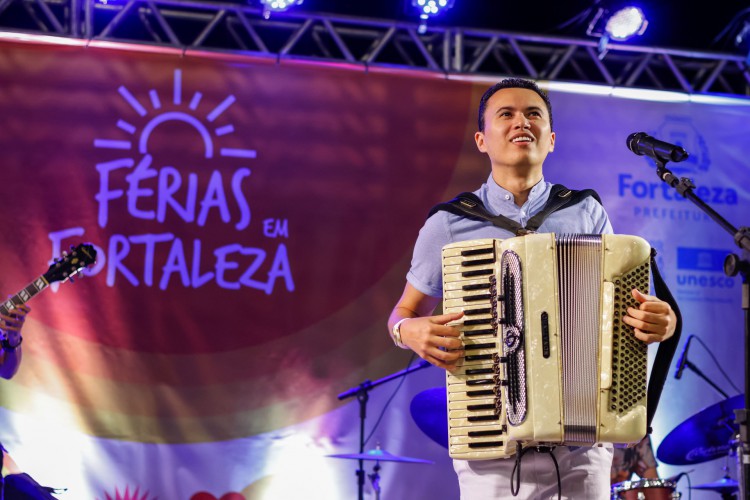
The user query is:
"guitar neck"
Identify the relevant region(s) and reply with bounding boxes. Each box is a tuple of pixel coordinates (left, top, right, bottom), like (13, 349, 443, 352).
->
(0, 276, 49, 315)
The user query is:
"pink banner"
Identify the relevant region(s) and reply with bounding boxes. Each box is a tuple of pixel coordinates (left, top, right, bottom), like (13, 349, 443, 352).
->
(0, 42, 481, 446)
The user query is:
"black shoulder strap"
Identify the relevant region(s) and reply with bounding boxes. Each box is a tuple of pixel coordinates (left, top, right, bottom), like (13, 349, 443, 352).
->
(428, 184, 602, 235)
(524, 184, 602, 232)
(427, 192, 525, 234)
(646, 249, 683, 432)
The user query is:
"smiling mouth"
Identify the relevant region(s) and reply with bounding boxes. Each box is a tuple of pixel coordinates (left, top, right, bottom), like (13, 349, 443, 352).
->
(511, 136, 533, 144)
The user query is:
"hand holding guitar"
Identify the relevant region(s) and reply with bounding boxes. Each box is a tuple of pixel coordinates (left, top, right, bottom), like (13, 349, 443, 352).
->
(0, 304, 30, 350)
(0, 243, 97, 379)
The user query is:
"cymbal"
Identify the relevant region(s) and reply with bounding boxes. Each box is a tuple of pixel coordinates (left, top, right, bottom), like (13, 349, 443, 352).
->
(692, 476, 739, 493)
(409, 387, 448, 449)
(657, 394, 744, 465)
(327, 448, 433, 464)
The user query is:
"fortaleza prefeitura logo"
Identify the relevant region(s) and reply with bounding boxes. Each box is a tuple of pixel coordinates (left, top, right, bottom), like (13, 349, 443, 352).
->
(618, 116, 738, 222)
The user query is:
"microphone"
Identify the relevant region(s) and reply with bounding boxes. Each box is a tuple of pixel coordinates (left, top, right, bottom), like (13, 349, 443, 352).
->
(674, 334, 694, 380)
(626, 132, 689, 163)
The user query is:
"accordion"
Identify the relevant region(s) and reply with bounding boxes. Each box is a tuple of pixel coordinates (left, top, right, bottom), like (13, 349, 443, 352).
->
(442, 233, 651, 460)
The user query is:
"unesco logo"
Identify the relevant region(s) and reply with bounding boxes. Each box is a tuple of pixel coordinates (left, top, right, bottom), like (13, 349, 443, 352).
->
(676, 247, 735, 290)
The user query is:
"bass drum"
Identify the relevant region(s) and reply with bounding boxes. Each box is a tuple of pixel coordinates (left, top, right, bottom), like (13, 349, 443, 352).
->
(611, 478, 681, 500)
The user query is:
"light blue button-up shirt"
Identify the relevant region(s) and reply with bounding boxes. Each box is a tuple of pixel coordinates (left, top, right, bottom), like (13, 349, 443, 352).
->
(408, 175, 613, 297)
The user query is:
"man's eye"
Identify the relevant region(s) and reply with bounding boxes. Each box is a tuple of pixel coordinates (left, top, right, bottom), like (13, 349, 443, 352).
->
(529, 111, 541, 117)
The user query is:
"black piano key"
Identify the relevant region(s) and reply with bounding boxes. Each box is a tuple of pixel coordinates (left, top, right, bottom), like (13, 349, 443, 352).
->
(462, 283, 491, 291)
(468, 414, 500, 422)
(462, 269, 493, 278)
(465, 368, 494, 375)
(465, 354, 493, 362)
(464, 328, 495, 337)
(468, 441, 504, 449)
(466, 404, 496, 411)
(463, 293, 492, 302)
(464, 308, 491, 316)
(465, 342, 495, 351)
(468, 429, 504, 437)
(466, 378, 494, 386)
(466, 389, 494, 397)
(464, 319, 491, 326)
(460, 248, 494, 257)
(462, 258, 495, 267)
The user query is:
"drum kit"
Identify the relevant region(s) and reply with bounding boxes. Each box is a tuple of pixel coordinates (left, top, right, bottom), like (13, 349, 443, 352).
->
(327, 446, 433, 500)
(331, 350, 745, 499)
(407, 387, 745, 499)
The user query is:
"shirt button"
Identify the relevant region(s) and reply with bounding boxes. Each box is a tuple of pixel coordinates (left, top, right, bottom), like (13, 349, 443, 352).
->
(521, 211, 526, 216)
(504, 194, 511, 200)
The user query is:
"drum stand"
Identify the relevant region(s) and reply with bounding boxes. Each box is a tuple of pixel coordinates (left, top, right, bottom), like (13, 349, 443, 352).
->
(337, 359, 431, 499)
(651, 159, 750, 500)
(367, 462, 381, 500)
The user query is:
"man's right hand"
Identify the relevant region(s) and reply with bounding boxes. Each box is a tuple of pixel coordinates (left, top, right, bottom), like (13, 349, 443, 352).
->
(397, 311, 465, 371)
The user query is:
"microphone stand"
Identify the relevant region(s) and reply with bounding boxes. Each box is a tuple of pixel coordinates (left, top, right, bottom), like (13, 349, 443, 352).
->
(337, 360, 432, 500)
(652, 159, 750, 500)
(682, 358, 731, 399)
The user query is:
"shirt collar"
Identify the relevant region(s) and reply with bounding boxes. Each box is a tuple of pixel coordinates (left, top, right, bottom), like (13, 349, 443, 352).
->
(485, 174, 548, 214)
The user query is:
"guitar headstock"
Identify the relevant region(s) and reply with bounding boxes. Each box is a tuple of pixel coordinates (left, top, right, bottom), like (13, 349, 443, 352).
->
(44, 243, 98, 284)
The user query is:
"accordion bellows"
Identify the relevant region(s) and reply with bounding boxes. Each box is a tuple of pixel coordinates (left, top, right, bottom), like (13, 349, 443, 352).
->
(442, 234, 651, 460)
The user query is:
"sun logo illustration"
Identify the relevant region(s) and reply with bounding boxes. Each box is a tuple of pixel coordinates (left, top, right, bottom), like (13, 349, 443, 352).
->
(97, 485, 156, 500)
(88, 67, 257, 232)
(93, 68, 256, 161)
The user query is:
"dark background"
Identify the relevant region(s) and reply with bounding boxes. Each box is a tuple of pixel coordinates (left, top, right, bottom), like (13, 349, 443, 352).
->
(295, 0, 750, 53)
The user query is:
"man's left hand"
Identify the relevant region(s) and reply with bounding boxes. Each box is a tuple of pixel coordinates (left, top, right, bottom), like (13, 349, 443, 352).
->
(622, 289, 676, 344)
(0, 304, 30, 347)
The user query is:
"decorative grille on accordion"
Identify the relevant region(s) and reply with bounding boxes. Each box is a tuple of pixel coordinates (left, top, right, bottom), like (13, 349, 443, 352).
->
(441, 233, 651, 460)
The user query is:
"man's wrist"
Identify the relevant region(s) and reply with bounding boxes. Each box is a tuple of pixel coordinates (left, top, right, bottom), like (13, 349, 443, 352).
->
(391, 318, 410, 349)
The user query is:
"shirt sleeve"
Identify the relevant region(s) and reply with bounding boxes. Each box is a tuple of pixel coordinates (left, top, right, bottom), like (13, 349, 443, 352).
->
(406, 212, 452, 298)
(587, 197, 614, 235)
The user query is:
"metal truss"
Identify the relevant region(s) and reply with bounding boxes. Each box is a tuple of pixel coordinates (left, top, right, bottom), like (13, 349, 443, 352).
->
(1, 0, 749, 98)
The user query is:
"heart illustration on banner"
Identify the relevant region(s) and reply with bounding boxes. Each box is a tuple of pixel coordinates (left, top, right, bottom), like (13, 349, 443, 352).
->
(190, 492, 245, 500)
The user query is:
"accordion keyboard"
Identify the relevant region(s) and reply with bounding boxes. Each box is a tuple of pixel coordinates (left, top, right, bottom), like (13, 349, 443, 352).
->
(442, 239, 514, 460)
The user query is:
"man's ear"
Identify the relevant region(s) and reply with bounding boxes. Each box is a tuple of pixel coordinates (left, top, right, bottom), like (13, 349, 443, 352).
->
(549, 131, 556, 153)
(475, 131, 487, 153)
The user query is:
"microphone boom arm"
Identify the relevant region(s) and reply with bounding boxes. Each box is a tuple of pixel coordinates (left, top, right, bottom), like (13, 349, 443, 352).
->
(655, 159, 750, 252)
(641, 150, 750, 499)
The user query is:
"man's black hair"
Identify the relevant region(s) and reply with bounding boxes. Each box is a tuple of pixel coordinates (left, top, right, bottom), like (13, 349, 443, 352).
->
(477, 78, 553, 132)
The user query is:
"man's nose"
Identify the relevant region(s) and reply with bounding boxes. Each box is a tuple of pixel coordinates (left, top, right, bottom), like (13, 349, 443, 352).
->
(513, 113, 531, 128)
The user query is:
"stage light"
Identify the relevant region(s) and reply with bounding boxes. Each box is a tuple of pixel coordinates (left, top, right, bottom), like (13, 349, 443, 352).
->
(411, 0, 455, 34)
(260, 0, 304, 19)
(711, 7, 750, 63)
(586, 3, 648, 55)
(732, 19, 750, 63)
(604, 6, 648, 41)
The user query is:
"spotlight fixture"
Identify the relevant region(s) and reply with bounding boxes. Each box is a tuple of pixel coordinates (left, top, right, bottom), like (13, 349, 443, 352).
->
(603, 6, 648, 41)
(411, 0, 455, 34)
(260, 0, 304, 19)
(712, 7, 750, 63)
(586, 3, 648, 54)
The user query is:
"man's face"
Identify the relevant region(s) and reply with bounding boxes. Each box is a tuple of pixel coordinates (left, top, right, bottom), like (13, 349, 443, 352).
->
(475, 87, 555, 171)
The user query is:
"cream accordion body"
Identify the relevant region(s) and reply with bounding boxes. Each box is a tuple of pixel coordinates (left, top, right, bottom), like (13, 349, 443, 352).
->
(442, 233, 650, 460)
